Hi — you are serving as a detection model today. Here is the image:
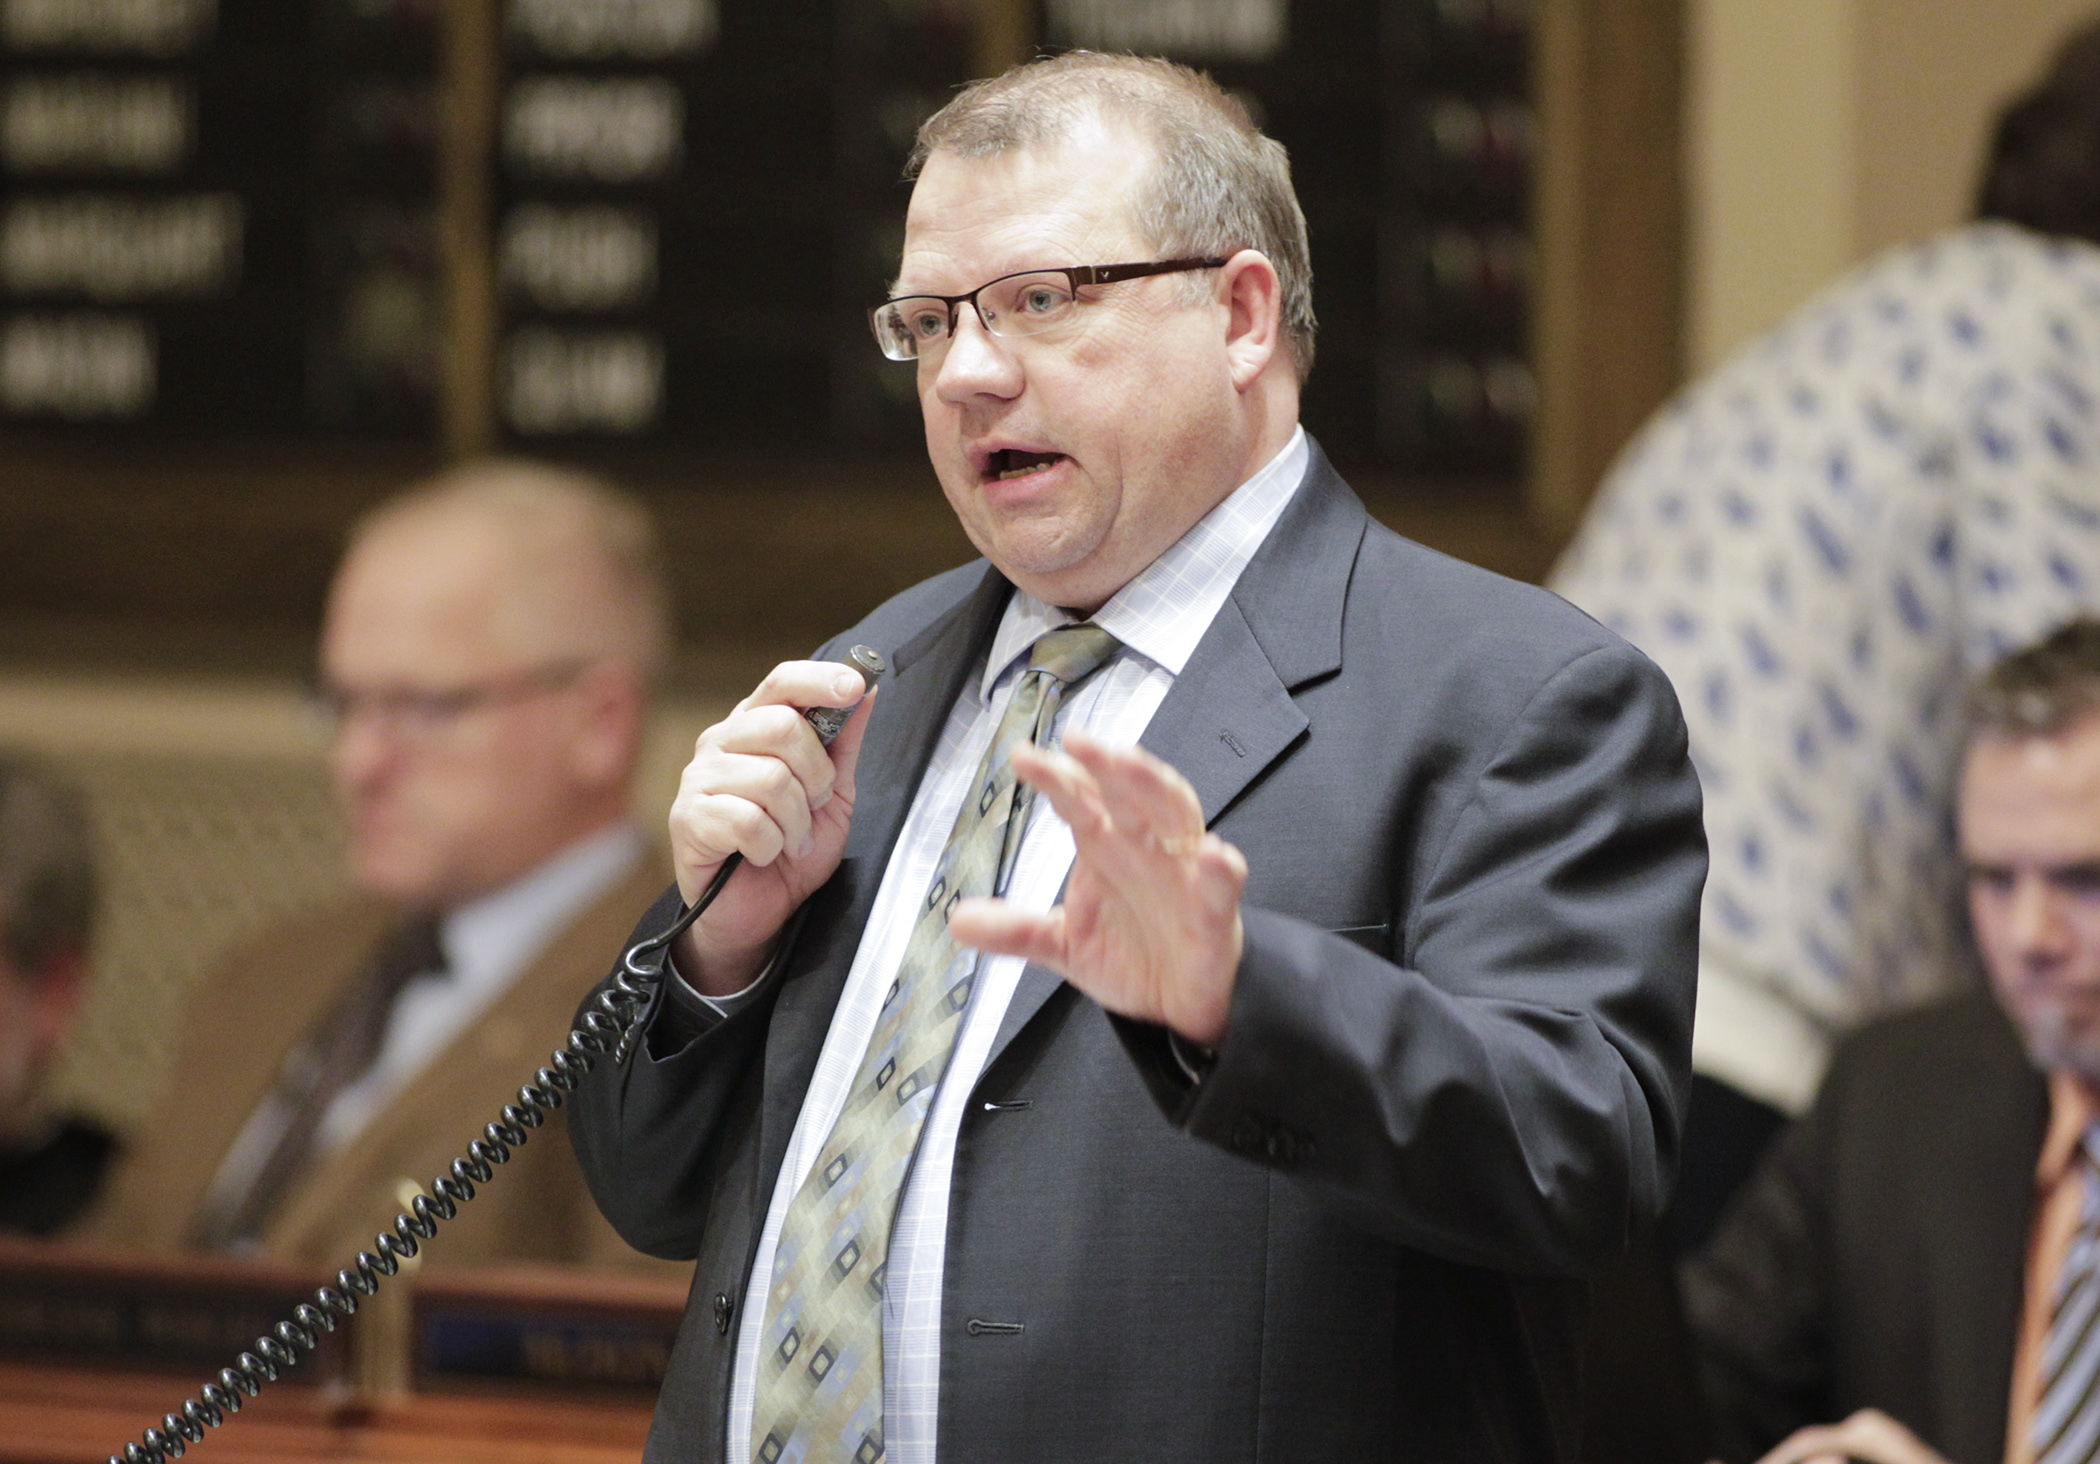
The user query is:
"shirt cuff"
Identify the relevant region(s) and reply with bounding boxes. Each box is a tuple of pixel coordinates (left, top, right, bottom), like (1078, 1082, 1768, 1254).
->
(652, 948, 775, 1049)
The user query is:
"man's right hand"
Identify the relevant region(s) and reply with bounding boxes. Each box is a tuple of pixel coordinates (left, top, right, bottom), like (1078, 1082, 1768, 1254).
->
(1741, 1409, 1951, 1464)
(666, 660, 875, 996)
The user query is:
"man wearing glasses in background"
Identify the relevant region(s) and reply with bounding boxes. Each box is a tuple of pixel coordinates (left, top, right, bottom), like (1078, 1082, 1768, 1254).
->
(89, 461, 682, 1275)
(573, 52, 1705, 1462)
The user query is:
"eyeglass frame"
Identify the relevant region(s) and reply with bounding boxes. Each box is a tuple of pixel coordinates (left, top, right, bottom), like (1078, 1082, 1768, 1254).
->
(869, 256, 1230, 361)
(314, 656, 596, 741)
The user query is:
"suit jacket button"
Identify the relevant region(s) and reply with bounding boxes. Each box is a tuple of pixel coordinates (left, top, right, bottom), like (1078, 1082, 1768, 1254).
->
(714, 1292, 734, 1334)
(1229, 1114, 1266, 1154)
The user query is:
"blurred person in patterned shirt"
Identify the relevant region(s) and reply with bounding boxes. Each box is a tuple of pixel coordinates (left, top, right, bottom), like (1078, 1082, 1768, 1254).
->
(1552, 14, 2100, 1248)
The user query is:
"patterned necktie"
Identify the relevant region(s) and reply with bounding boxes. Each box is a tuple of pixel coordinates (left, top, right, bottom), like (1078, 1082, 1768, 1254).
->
(751, 623, 1121, 1464)
(2037, 1126, 2100, 1464)
(192, 915, 447, 1251)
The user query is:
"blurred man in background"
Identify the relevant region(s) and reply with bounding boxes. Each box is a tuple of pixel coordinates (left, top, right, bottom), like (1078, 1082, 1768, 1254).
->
(1686, 618, 2100, 1464)
(87, 459, 679, 1272)
(1553, 13, 2100, 1249)
(0, 754, 107, 1237)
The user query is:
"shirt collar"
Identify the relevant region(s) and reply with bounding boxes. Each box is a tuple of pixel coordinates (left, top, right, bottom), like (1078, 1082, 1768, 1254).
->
(2038, 1069, 2100, 1187)
(439, 822, 644, 998)
(977, 426, 1308, 701)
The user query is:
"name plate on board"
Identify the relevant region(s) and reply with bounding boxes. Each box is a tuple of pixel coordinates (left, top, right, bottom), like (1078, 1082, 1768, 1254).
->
(410, 1264, 687, 1396)
(0, 1236, 351, 1383)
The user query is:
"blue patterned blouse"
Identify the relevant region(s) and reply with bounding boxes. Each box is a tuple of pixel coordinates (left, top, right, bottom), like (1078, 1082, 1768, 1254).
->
(1552, 222, 2100, 1109)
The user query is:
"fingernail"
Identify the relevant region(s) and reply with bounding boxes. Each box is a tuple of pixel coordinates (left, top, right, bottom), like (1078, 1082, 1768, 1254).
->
(833, 673, 860, 700)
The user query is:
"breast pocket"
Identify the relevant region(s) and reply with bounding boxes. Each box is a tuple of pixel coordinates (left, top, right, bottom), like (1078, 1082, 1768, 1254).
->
(1329, 922, 1390, 956)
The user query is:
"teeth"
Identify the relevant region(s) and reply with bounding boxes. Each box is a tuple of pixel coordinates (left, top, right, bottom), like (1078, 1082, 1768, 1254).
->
(991, 455, 1057, 481)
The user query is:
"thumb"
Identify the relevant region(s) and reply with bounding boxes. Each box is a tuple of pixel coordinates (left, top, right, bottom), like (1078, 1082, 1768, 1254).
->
(826, 683, 879, 807)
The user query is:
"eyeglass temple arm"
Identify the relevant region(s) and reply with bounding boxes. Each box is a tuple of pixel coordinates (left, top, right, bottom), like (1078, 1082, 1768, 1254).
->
(1071, 257, 1229, 287)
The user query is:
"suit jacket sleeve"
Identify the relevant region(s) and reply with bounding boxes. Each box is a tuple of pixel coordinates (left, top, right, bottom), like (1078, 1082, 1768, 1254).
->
(566, 882, 784, 1258)
(1121, 637, 1705, 1278)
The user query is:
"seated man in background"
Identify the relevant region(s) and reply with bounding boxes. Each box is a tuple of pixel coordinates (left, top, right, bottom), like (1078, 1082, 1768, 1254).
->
(1551, 12, 2100, 1249)
(87, 460, 679, 1273)
(0, 754, 109, 1237)
(1687, 617, 2100, 1464)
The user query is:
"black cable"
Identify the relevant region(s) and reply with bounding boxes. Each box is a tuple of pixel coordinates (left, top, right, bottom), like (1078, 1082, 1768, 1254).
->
(106, 646, 883, 1464)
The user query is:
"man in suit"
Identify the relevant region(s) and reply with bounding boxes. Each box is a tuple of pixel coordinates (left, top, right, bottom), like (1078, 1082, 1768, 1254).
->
(0, 754, 112, 1237)
(571, 52, 1705, 1462)
(1684, 617, 2100, 1464)
(89, 460, 678, 1272)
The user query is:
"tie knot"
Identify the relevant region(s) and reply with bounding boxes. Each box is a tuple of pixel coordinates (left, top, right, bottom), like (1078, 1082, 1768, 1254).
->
(1029, 623, 1121, 687)
(373, 915, 449, 997)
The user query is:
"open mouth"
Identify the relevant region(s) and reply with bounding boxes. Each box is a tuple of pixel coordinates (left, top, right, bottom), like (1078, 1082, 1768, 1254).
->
(985, 448, 1065, 482)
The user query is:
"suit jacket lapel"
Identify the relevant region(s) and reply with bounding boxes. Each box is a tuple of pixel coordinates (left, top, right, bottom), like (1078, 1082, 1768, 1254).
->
(265, 861, 665, 1260)
(1933, 1005, 2049, 1460)
(758, 567, 1014, 1185)
(985, 442, 1367, 1065)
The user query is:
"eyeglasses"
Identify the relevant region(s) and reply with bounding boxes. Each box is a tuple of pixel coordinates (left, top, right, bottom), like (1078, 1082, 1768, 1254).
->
(869, 257, 1228, 361)
(316, 657, 592, 740)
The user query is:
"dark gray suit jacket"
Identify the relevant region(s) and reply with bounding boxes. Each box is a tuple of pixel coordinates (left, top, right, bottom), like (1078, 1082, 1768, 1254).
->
(571, 443, 1707, 1463)
(1683, 992, 2048, 1464)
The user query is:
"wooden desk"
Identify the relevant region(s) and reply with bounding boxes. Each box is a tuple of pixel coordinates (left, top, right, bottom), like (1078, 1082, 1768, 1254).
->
(0, 1362, 654, 1463)
(0, 1241, 679, 1464)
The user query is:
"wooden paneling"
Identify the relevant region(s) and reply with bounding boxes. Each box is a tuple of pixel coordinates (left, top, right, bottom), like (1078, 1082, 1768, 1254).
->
(1532, 0, 1686, 535)
(440, 0, 501, 458)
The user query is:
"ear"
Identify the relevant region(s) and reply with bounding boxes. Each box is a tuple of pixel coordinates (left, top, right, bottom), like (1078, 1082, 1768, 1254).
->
(1220, 249, 1283, 391)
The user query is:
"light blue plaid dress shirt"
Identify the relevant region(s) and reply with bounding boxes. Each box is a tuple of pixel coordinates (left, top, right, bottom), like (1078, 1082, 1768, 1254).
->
(1553, 223, 2100, 1111)
(719, 428, 1309, 1464)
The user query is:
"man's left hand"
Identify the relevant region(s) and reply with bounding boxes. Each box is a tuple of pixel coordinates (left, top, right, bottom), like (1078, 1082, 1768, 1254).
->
(1745, 1409, 1952, 1464)
(947, 729, 1247, 1049)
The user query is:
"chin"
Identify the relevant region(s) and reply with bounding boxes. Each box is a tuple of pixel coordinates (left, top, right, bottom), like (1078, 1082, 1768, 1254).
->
(2019, 1004, 2100, 1085)
(349, 848, 436, 907)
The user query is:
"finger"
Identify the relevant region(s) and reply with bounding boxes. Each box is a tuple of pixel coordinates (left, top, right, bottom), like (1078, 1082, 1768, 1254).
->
(948, 895, 1068, 970)
(728, 661, 868, 790)
(705, 701, 841, 811)
(1016, 741, 1210, 895)
(1754, 1428, 1848, 1464)
(1835, 1410, 1946, 1464)
(824, 683, 879, 809)
(1009, 740, 1115, 844)
(1195, 837, 1252, 914)
(1062, 733, 1205, 841)
(1011, 741, 1178, 893)
(735, 659, 869, 720)
(669, 751, 807, 873)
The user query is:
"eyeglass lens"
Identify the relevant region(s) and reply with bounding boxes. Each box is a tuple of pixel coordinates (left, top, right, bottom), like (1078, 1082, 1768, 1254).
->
(875, 271, 1080, 360)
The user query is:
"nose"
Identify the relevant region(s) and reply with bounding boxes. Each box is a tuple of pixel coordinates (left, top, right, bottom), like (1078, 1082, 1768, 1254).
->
(2007, 874, 2073, 960)
(331, 706, 401, 799)
(932, 303, 1023, 404)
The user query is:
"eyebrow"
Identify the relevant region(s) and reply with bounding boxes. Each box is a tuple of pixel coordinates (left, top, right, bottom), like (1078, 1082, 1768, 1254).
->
(1964, 858, 2100, 880)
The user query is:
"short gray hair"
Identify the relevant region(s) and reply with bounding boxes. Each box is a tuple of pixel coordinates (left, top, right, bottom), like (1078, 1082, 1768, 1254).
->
(911, 51, 1317, 381)
(1970, 617, 2100, 740)
(353, 458, 675, 681)
(0, 754, 96, 975)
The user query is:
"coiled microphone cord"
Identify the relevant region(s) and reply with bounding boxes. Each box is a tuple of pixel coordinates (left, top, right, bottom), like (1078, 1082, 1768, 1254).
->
(107, 646, 884, 1464)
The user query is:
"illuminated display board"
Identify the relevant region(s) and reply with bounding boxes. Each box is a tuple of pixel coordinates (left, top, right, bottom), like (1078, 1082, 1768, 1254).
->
(1, 0, 1527, 481)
